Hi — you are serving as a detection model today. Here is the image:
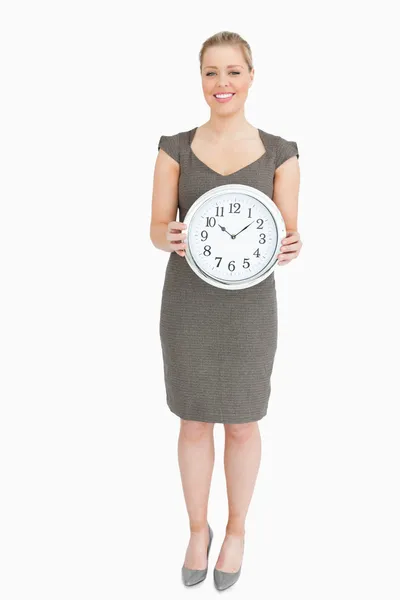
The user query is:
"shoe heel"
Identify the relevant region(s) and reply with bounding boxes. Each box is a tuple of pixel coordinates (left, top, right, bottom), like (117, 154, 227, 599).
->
(182, 522, 213, 586)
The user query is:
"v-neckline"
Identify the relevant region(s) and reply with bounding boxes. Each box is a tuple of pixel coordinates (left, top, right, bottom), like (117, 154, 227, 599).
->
(189, 127, 268, 178)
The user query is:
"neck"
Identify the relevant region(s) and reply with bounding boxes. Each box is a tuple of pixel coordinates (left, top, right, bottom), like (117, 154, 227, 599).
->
(204, 111, 254, 140)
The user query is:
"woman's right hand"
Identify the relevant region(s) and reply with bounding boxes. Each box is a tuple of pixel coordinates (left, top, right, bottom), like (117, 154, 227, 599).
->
(166, 221, 187, 257)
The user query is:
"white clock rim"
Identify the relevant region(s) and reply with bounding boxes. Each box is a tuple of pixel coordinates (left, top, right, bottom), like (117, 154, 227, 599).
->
(183, 184, 286, 291)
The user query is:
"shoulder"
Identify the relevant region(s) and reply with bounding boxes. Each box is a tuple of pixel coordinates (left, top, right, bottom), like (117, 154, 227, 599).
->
(259, 129, 299, 169)
(157, 129, 193, 164)
(158, 130, 181, 146)
(157, 131, 181, 162)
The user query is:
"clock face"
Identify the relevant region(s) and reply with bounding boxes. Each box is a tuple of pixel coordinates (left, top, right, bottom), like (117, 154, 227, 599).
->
(184, 184, 285, 290)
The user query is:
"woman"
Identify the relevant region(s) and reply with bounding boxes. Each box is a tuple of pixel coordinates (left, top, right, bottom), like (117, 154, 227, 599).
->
(150, 31, 302, 591)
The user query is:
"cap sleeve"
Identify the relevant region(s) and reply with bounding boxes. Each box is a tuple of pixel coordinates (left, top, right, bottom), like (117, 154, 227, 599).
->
(158, 133, 180, 164)
(275, 136, 299, 169)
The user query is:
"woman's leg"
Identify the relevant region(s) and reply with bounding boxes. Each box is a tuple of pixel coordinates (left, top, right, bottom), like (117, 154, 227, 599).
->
(178, 419, 215, 569)
(215, 421, 262, 572)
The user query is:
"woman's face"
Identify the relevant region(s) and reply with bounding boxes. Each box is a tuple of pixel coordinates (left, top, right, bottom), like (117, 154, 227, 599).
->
(201, 45, 254, 114)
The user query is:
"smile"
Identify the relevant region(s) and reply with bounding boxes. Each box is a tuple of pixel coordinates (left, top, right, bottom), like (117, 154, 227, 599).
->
(213, 93, 235, 103)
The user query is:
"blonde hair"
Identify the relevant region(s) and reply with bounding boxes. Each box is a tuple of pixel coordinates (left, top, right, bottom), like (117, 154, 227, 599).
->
(199, 31, 253, 72)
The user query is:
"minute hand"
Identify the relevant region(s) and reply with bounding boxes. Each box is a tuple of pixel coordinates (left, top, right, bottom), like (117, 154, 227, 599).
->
(233, 220, 255, 238)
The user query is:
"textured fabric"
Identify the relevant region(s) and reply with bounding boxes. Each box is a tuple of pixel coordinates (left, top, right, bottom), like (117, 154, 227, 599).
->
(275, 136, 299, 169)
(158, 127, 299, 423)
(158, 134, 180, 164)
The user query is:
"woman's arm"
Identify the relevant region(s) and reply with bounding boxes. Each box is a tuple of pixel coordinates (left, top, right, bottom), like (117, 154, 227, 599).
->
(273, 156, 300, 233)
(150, 149, 180, 252)
(273, 156, 302, 265)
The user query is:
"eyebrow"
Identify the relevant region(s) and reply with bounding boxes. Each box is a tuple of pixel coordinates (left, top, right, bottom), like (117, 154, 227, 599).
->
(203, 64, 244, 69)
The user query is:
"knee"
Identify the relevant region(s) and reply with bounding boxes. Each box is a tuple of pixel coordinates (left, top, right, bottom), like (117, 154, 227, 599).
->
(224, 422, 257, 443)
(180, 419, 214, 442)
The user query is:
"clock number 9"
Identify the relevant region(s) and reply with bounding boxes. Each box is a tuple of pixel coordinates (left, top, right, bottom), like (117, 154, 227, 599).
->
(201, 230, 208, 241)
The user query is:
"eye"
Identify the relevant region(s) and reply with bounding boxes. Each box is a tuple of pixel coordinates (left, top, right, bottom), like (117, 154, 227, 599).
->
(205, 71, 241, 76)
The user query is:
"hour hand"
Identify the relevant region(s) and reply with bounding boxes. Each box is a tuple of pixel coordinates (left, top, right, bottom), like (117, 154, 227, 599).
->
(218, 224, 234, 239)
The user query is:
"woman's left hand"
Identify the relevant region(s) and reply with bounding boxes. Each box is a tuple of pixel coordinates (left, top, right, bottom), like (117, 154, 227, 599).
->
(278, 230, 303, 266)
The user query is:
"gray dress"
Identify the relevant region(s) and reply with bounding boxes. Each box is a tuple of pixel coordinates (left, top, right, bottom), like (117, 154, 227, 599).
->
(157, 127, 299, 424)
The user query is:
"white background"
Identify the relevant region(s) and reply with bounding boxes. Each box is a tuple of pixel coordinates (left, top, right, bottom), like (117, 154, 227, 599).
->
(1, 1, 399, 598)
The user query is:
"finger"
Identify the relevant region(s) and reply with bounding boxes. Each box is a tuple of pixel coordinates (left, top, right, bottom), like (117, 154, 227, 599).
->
(169, 222, 187, 233)
(281, 237, 300, 247)
(171, 241, 187, 249)
(278, 254, 294, 263)
(172, 241, 187, 250)
(280, 241, 300, 253)
(278, 250, 299, 259)
(278, 253, 299, 265)
(167, 231, 187, 242)
(281, 232, 300, 244)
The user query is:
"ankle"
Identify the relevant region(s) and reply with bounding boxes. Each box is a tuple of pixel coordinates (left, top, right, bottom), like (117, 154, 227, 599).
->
(189, 521, 209, 534)
(225, 521, 245, 537)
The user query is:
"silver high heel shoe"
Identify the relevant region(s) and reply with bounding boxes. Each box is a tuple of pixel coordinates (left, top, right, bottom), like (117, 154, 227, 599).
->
(182, 522, 213, 586)
(214, 565, 242, 591)
(213, 536, 244, 591)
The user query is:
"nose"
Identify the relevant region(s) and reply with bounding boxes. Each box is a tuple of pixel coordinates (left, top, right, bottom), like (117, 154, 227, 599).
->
(216, 75, 230, 87)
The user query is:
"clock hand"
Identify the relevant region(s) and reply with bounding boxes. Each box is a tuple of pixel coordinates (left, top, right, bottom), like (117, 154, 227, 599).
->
(233, 220, 255, 238)
(218, 224, 235, 239)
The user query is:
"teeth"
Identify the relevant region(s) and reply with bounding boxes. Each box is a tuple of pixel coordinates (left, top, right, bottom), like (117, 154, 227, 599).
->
(215, 93, 233, 98)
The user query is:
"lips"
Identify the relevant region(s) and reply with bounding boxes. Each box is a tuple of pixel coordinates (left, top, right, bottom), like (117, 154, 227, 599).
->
(213, 93, 236, 103)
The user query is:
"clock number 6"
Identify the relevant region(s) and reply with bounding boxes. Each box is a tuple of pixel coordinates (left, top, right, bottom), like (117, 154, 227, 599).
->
(214, 258, 250, 270)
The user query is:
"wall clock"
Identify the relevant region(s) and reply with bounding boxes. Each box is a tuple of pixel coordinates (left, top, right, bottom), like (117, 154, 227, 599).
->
(183, 184, 286, 290)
